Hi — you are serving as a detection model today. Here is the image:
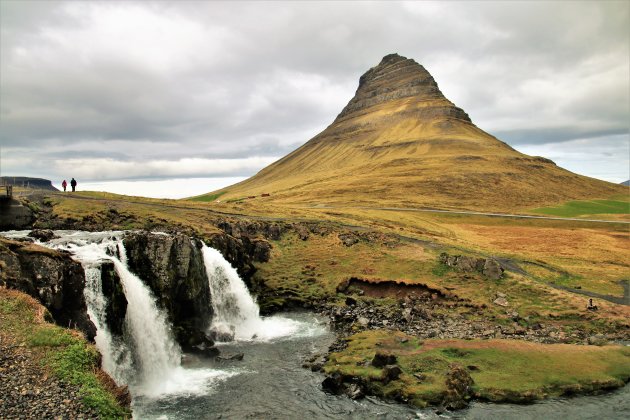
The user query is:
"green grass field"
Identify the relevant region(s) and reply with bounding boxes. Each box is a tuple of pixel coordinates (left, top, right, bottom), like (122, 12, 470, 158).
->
(532, 199, 629, 217)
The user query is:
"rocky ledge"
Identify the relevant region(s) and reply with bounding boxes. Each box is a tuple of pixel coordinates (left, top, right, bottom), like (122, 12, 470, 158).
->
(0, 237, 95, 339)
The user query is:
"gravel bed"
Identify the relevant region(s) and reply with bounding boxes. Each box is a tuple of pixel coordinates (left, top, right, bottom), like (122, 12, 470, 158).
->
(0, 337, 98, 419)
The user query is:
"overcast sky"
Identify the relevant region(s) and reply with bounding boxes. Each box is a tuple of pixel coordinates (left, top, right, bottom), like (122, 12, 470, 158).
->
(1, 0, 628, 195)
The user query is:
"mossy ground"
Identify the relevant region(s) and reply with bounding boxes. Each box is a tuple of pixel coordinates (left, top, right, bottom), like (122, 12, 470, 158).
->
(0, 288, 130, 418)
(325, 330, 630, 407)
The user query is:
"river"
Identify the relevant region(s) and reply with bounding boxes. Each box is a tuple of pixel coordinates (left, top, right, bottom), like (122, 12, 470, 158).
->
(133, 311, 630, 419)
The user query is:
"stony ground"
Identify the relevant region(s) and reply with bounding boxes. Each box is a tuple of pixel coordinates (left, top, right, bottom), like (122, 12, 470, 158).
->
(0, 336, 98, 419)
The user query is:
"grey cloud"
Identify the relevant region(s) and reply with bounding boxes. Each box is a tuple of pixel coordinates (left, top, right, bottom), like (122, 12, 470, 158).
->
(494, 127, 629, 146)
(0, 0, 628, 183)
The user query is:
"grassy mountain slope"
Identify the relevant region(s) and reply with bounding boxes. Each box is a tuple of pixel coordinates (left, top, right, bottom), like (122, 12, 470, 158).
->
(203, 54, 624, 211)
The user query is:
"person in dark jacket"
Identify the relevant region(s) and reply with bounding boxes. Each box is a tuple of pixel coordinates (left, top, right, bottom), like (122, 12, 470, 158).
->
(61, 180, 67, 192)
(70, 178, 77, 192)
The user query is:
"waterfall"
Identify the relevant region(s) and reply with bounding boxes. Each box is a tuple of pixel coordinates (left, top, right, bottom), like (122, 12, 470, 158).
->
(112, 243, 182, 387)
(201, 243, 302, 342)
(82, 261, 132, 385)
(51, 234, 183, 396)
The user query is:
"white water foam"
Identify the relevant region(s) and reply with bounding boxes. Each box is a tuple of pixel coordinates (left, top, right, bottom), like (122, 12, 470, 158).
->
(201, 244, 325, 342)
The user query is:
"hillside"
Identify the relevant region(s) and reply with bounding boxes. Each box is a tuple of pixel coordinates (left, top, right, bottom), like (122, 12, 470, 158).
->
(203, 54, 624, 211)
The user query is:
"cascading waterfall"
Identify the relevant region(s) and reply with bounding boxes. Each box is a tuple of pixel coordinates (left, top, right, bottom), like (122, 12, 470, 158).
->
(81, 256, 132, 385)
(202, 244, 303, 342)
(46, 232, 234, 398)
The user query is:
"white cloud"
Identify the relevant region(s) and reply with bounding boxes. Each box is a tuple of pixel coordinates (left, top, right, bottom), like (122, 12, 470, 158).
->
(45, 156, 278, 181)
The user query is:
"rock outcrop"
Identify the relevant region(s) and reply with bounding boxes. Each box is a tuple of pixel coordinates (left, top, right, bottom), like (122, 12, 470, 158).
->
(0, 237, 96, 339)
(123, 232, 212, 349)
(335, 53, 471, 123)
(439, 252, 504, 280)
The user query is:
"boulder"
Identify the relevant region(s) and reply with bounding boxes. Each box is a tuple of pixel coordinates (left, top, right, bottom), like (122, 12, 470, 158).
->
(439, 252, 503, 280)
(493, 296, 509, 307)
(208, 323, 236, 342)
(345, 383, 365, 400)
(441, 363, 474, 410)
(251, 239, 272, 262)
(371, 352, 397, 368)
(322, 373, 345, 394)
(339, 233, 360, 247)
(27, 229, 58, 242)
(381, 364, 403, 383)
(483, 258, 504, 280)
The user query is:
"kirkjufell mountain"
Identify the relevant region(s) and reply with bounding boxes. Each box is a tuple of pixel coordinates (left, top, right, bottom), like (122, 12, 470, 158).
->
(205, 54, 624, 211)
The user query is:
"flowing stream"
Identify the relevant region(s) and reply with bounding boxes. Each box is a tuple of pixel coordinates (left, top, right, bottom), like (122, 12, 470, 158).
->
(2, 230, 629, 419)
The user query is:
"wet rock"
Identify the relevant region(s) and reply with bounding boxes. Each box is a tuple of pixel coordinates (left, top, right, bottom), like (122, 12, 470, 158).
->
(208, 324, 236, 342)
(123, 232, 212, 346)
(27, 229, 58, 242)
(371, 352, 397, 368)
(322, 373, 345, 394)
(99, 261, 127, 336)
(345, 383, 365, 400)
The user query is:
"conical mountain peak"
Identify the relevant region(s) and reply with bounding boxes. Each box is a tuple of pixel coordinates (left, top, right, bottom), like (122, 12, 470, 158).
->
(336, 53, 470, 123)
(204, 54, 624, 211)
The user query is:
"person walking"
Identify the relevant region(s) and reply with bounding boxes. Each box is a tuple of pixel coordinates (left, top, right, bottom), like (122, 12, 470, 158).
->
(70, 178, 77, 192)
(61, 180, 67, 192)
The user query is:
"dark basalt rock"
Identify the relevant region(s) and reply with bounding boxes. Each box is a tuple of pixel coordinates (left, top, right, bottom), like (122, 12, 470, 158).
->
(27, 229, 59, 242)
(0, 238, 96, 340)
(99, 261, 127, 336)
(123, 232, 212, 346)
(381, 364, 403, 384)
(322, 373, 345, 395)
(371, 352, 397, 368)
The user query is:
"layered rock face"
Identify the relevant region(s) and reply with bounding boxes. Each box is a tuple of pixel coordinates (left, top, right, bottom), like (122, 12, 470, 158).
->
(0, 237, 96, 339)
(123, 232, 211, 346)
(336, 53, 470, 123)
